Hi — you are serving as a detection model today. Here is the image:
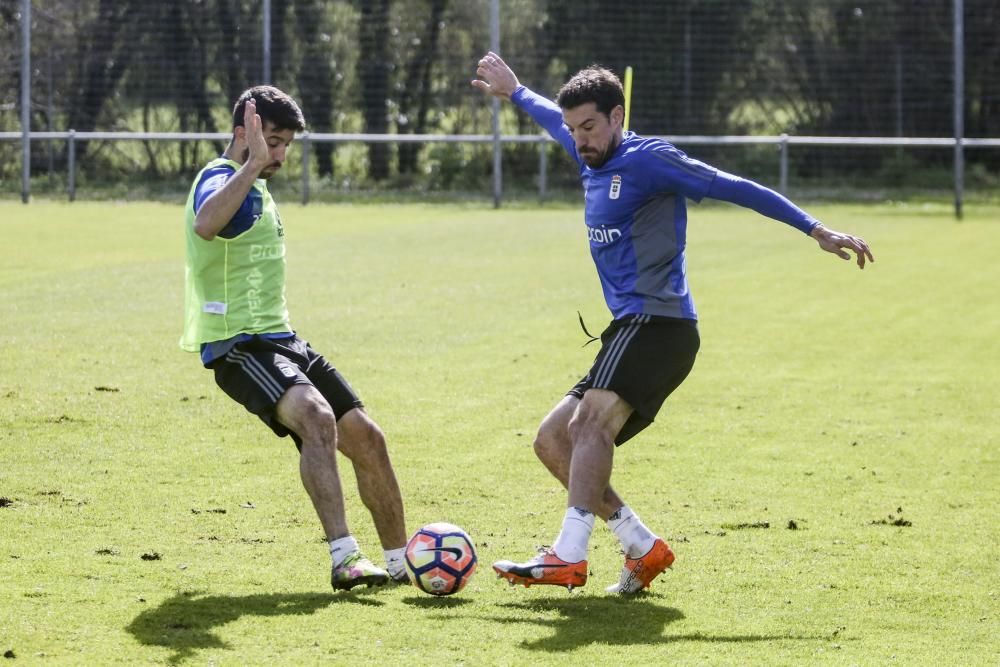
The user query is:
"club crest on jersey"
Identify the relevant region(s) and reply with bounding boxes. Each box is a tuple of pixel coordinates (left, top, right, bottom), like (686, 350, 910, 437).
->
(609, 174, 622, 200)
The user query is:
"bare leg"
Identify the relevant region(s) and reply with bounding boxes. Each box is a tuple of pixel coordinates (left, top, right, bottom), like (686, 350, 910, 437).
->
(565, 389, 633, 513)
(275, 384, 349, 540)
(534, 394, 629, 520)
(336, 408, 407, 550)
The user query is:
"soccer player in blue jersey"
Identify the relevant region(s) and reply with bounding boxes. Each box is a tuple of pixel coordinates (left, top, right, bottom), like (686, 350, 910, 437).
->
(473, 53, 873, 594)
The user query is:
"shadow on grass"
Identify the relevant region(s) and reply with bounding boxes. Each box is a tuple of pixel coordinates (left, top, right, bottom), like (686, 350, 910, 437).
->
(126, 590, 382, 664)
(480, 596, 813, 652)
(401, 594, 475, 608)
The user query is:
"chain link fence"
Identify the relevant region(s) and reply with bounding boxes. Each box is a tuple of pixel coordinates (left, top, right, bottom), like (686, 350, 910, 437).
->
(2, 0, 998, 205)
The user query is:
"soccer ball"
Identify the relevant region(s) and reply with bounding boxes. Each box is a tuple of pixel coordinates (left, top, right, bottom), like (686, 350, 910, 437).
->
(404, 522, 477, 596)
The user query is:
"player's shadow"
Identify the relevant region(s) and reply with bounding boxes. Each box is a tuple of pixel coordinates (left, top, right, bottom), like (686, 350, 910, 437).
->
(484, 597, 811, 652)
(126, 590, 382, 664)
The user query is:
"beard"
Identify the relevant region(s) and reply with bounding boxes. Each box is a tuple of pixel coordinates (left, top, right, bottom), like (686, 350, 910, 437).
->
(259, 163, 281, 179)
(241, 147, 280, 179)
(579, 140, 619, 169)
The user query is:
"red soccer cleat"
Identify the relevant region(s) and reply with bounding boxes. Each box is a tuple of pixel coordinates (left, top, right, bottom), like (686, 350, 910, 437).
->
(493, 548, 588, 590)
(605, 538, 675, 594)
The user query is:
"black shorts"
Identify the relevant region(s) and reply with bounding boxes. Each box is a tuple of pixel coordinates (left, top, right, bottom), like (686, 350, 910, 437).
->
(568, 314, 700, 445)
(208, 334, 364, 447)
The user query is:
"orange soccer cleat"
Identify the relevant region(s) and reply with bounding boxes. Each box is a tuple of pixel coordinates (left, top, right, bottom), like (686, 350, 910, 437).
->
(493, 548, 588, 590)
(605, 538, 675, 594)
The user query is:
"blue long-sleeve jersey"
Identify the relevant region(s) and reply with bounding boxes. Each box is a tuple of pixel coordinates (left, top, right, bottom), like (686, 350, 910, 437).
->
(511, 85, 819, 320)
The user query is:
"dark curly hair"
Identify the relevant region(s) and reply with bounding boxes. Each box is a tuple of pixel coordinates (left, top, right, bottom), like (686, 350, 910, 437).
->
(555, 66, 625, 117)
(231, 85, 305, 132)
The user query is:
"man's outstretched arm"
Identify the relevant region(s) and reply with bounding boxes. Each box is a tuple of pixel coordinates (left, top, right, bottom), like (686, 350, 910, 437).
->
(708, 170, 875, 269)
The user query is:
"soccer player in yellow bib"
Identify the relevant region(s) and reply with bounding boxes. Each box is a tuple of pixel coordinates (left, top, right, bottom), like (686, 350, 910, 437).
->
(181, 86, 408, 590)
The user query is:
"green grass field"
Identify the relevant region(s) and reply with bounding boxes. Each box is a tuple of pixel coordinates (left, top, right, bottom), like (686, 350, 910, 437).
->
(1, 200, 998, 665)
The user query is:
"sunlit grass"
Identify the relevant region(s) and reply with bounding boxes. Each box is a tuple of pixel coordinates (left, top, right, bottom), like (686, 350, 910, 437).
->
(1, 200, 997, 665)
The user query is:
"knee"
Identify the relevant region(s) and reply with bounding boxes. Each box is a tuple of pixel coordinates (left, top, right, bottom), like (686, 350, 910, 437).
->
(361, 421, 388, 458)
(296, 396, 339, 451)
(533, 424, 564, 465)
(566, 403, 609, 445)
(566, 411, 589, 444)
(343, 417, 390, 467)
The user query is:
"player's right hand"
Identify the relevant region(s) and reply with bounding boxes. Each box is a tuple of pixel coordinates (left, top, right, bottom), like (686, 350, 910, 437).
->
(472, 51, 520, 101)
(243, 99, 272, 173)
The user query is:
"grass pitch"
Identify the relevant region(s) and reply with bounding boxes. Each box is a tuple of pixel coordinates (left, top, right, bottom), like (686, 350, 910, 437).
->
(1, 199, 998, 665)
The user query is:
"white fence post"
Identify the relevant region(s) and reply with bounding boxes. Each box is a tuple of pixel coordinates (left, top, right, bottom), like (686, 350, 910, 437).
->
(20, 0, 31, 204)
(262, 0, 272, 84)
(538, 138, 547, 202)
(301, 132, 311, 205)
(490, 0, 502, 209)
(779, 133, 789, 194)
(953, 0, 965, 220)
(67, 130, 76, 202)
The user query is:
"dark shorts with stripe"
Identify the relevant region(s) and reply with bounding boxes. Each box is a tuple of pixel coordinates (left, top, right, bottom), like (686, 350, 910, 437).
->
(208, 334, 363, 447)
(568, 314, 700, 445)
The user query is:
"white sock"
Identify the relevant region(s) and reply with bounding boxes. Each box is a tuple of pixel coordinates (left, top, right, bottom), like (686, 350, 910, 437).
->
(552, 506, 595, 563)
(384, 547, 406, 579)
(607, 505, 657, 558)
(328, 535, 360, 567)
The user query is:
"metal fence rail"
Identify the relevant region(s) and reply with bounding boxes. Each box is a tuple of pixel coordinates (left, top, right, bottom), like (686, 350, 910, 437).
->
(3, 131, 999, 206)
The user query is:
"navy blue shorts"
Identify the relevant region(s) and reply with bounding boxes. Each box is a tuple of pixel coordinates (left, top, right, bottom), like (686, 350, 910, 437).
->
(209, 334, 364, 447)
(568, 315, 700, 445)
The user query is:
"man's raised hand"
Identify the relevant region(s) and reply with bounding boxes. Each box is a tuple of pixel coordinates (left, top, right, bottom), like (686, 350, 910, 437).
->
(243, 99, 271, 172)
(472, 51, 520, 101)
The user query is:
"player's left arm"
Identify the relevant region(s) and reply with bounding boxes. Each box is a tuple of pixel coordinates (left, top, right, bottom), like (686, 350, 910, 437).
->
(707, 170, 874, 269)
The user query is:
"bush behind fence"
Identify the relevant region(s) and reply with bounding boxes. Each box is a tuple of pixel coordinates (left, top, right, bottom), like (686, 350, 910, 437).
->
(2, 0, 998, 199)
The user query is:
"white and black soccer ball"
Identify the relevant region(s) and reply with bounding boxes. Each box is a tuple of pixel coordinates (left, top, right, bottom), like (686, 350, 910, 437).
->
(404, 522, 477, 596)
